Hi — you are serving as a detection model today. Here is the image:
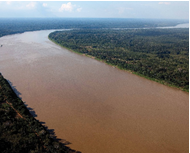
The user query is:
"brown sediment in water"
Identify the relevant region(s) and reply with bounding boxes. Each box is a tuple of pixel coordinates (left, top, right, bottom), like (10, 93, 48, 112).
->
(0, 30, 188, 153)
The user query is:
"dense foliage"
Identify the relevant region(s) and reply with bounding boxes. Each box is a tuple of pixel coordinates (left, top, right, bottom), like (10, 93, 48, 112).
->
(49, 28, 189, 91)
(0, 18, 188, 37)
(0, 73, 80, 153)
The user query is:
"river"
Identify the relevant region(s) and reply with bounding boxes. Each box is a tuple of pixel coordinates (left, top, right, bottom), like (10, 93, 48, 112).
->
(0, 30, 188, 153)
(156, 23, 189, 29)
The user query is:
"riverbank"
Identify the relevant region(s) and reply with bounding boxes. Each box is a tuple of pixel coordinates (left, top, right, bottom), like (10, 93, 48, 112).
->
(48, 35, 188, 93)
(0, 73, 80, 153)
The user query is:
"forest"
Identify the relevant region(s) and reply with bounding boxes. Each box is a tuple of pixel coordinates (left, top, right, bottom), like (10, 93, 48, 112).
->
(49, 28, 189, 91)
(0, 18, 188, 37)
(0, 73, 80, 153)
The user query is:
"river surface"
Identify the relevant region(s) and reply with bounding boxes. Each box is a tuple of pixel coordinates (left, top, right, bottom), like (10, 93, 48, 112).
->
(156, 23, 189, 29)
(0, 30, 188, 153)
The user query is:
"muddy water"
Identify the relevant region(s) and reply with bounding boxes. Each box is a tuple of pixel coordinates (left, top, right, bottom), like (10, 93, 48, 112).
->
(0, 30, 188, 153)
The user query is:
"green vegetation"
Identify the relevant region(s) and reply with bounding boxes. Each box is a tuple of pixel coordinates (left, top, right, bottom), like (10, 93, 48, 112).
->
(0, 73, 80, 153)
(49, 28, 189, 92)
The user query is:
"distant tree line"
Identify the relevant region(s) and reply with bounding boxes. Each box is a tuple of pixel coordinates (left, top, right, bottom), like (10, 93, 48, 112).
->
(0, 18, 188, 37)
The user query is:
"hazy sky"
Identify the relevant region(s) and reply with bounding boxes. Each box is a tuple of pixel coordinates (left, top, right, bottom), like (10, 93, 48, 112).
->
(0, 1, 189, 19)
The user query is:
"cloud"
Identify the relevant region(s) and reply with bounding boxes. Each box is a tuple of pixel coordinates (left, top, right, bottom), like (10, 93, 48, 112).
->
(77, 7, 82, 12)
(59, 2, 74, 12)
(59, 2, 82, 13)
(26, 2, 36, 9)
(42, 3, 47, 7)
(6, 1, 11, 5)
(158, 2, 170, 5)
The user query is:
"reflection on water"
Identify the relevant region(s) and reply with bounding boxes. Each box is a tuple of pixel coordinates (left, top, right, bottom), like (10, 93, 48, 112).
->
(0, 30, 188, 153)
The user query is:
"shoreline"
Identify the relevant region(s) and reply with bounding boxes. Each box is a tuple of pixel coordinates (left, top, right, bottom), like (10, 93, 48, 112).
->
(0, 73, 80, 153)
(48, 36, 188, 93)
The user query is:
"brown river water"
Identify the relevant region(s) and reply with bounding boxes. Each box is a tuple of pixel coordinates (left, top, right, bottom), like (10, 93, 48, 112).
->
(0, 30, 188, 153)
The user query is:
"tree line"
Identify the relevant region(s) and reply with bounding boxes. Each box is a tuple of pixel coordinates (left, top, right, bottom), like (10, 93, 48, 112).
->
(0, 18, 188, 37)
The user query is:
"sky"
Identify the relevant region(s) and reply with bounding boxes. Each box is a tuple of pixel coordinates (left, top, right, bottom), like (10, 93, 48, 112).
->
(0, 1, 189, 19)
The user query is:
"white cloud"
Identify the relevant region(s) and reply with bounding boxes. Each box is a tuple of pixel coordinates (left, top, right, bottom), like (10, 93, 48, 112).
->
(59, 2, 74, 12)
(42, 3, 47, 7)
(158, 2, 170, 5)
(59, 2, 82, 13)
(77, 7, 82, 12)
(6, 1, 11, 5)
(26, 2, 36, 9)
